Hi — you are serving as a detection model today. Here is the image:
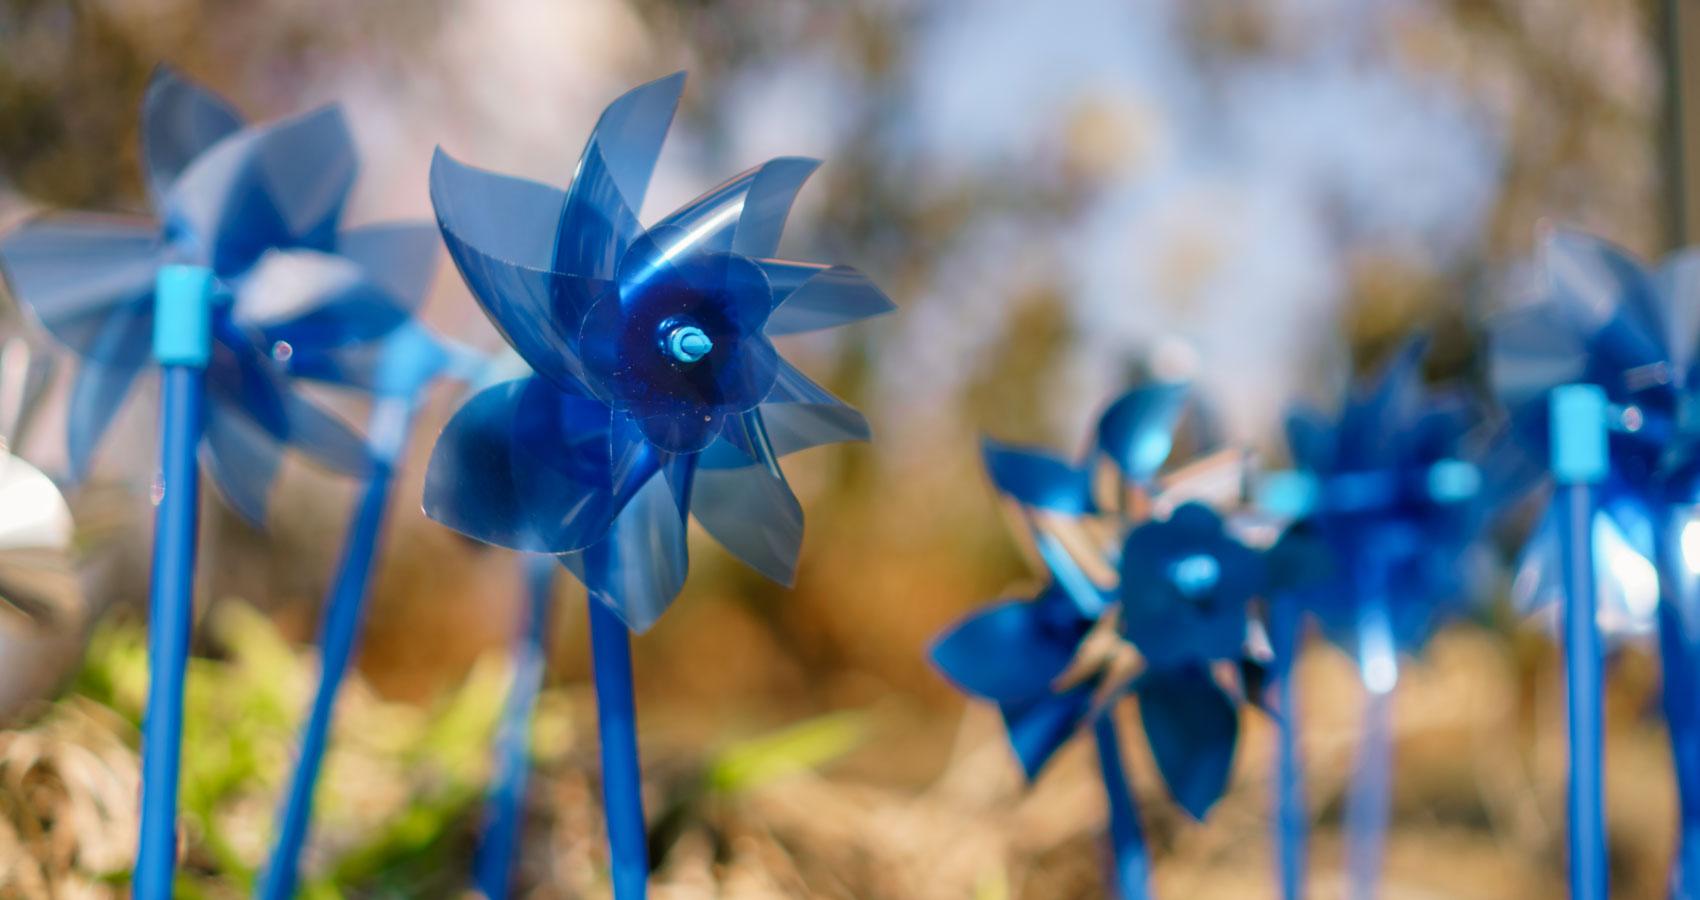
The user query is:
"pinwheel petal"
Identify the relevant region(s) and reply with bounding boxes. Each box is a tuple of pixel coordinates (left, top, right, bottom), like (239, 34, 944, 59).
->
(0, 217, 163, 365)
(140, 66, 244, 208)
(1137, 665, 1238, 820)
(691, 410, 804, 584)
(1337, 339, 1425, 467)
(930, 596, 1087, 702)
(750, 360, 870, 459)
(65, 359, 146, 482)
(566, 470, 690, 633)
(981, 438, 1094, 514)
(336, 221, 441, 312)
(234, 248, 408, 350)
(166, 105, 356, 273)
(1097, 381, 1188, 482)
(430, 149, 607, 389)
(201, 401, 285, 525)
(1656, 250, 1700, 387)
(1284, 407, 1335, 473)
(1545, 229, 1661, 339)
(648, 158, 821, 260)
(554, 73, 684, 280)
(423, 377, 632, 553)
(284, 320, 452, 397)
(1001, 684, 1097, 782)
(762, 261, 895, 336)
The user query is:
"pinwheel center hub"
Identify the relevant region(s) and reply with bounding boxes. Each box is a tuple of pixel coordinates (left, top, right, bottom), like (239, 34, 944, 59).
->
(661, 320, 714, 364)
(1168, 552, 1220, 600)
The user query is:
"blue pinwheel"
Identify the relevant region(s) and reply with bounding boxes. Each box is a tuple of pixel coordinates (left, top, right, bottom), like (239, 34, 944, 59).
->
(0, 67, 434, 898)
(1489, 230, 1700, 900)
(0, 66, 435, 521)
(933, 381, 1266, 900)
(1266, 339, 1496, 899)
(422, 73, 891, 898)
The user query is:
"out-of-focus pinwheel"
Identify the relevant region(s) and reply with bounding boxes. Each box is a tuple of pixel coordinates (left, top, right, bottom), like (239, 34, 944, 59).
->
(0, 67, 432, 899)
(933, 381, 1267, 900)
(0, 66, 436, 521)
(422, 73, 891, 899)
(1489, 230, 1700, 900)
(1265, 339, 1495, 899)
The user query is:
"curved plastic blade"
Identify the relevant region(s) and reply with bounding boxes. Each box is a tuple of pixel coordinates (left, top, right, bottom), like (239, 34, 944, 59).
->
(201, 399, 285, 525)
(1097, 381, 1188, 482)
(423, 377, 633, 553)
(1000, 684, 1096, 782)
(1544, 229, 1660, 339)
(206, 333, 371, 478)
(430, 148, 607, 389)
(981, 438, 1094, 514)
(336, 221, 441, 312)
(1284, 406, 1335, 473)
(1136, 664, 1239, 820)
(165, 104, 356, 273)
(556, 73, 684, 279)
(233, 248, 410, 352)
(1336, 338, 1426, 468)
(65, 358, 146, 482)
(691, 410, 803, 584)
(0, 216, 163, 364)
(762, 261, 895, 336)
(646, 157, 820, 260)
(140, 66, 244, 208)
(565, 469, 690, 633)
(929, 596, 1086, 703)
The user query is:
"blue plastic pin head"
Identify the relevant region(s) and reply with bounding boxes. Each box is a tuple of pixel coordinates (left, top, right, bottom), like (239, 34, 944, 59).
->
(665, 323, 713, 364)
(1549, 384, 1608, 485)
(1257, 470, 1320, 519)
(152, 265, 215, 368)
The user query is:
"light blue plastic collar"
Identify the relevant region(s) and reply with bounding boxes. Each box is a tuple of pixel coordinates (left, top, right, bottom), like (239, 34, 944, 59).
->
(152, 265, 216, 368)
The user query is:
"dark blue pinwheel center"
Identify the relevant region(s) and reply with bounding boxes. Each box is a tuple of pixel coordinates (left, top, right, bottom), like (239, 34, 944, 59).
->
(1118, 503, 1261, 670)
(580, 241, 779, 453)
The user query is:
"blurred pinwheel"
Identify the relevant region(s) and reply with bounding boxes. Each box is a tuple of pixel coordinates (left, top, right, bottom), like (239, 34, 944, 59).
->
(1490, 230, 1700, 899)
(0, 66, 437, 522)
(933, 380, 1266, 899)
(1265, 338, 1497, 899)
(423, 73, 891, 898)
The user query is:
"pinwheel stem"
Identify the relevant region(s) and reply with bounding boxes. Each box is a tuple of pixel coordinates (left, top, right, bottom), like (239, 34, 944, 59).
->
(1653, 510, 1700, 896)
(1270, 601, 1307, 900)
(135, 266, 214, 900)
(259, 397, 413, 900)
(473, 556, 557, 898)
(588, 596, 649, 898)
(1092, 714, 1150, 900)
(1551, 384, 1608, 900)
(1344, 679, 1393, 899)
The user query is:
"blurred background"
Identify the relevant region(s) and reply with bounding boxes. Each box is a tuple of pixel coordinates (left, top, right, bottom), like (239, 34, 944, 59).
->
(0, 0, 1695, 896)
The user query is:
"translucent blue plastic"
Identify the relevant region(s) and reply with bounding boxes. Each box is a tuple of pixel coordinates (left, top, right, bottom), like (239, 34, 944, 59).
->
(0, 66, 435, 521)
(424, 73, 891, 629)
(1117, 503, 1262, 671)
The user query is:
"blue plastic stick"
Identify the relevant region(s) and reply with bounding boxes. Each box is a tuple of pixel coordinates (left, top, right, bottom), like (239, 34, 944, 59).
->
(257, 395, 413, 900)
(1271, 601, 1307, 900)
(1654, 519, 1700, 898)
(1092, 714, 1150, 900)
(1344, 560, 1398, 900)
(587, 594, 648, 898)
(135, 265, 214, 900)
(1551, 384, 1608, 900)
(473, 556, 557, 898)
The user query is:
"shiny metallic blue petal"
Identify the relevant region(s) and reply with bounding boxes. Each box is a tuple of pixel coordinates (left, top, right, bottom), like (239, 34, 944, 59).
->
(930, 595, 1087, 703)
(65, 358, 146, 482)
(429, 148, 607, 389)
(1136, 665, 1238, 820)
(762, 261, 895, 336)
(565, 469, 690, 633)
(555, 73, 684, 279)
(423, 377, 633, 553)
(1096, 381, 1188, 482)
(981, 438, 1094, 514)
(1002, 685, 1097, 782)
(647, 158, 820, 260)
(164, 105, 355, 274)
(0, 217, 163, 364)
(140, 66, 244, 208)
